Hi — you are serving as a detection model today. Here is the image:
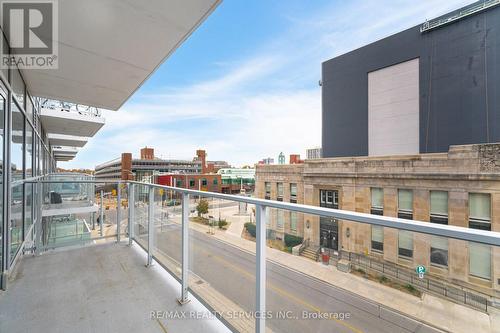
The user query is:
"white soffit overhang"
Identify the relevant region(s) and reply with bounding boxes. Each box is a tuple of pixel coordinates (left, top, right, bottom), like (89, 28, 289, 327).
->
(19, 0, 221, 110)
(41, 108, 105, 136)
(53, 146, 79, 154)
(54, 155, 75, 161)
(48, 134, 89, 147)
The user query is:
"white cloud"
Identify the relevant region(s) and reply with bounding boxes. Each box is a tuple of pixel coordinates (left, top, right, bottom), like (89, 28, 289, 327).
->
(61, 0, 475, 169)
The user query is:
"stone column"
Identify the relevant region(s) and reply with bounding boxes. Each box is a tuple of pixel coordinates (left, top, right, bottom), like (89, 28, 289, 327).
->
(383, 188, 398, 263)
(448, 190, 468, 281)
(355, 186, 371, 254)
(414, 190, 430, 268)
(340, 185, 356, 252)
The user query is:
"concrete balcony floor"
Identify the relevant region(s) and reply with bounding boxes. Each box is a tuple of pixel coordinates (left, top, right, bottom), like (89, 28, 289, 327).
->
(0, 243, 230, 333)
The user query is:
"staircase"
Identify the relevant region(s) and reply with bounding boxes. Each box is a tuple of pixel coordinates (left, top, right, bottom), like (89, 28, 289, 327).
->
(301, 246, 319, 262)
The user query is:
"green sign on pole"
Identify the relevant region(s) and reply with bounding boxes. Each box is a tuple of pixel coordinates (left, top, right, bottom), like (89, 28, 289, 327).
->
(416, 265, 426, 278)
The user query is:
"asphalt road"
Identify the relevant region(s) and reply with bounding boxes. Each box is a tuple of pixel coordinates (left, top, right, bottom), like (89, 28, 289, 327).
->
(97, 203, 437, 333)
(133, 218, 434, 333)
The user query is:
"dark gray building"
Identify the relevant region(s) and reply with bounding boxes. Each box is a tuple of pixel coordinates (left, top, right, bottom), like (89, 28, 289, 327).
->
(322, 1, 500, 158)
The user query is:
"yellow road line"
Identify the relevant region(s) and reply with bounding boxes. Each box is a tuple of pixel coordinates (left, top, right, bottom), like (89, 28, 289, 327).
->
(154, 232, 363, 333)
(208, 251, 364, 333)
(156, 318, 168, 333)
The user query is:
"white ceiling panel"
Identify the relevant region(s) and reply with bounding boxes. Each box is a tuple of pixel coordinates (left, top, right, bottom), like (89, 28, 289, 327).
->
(18, 0, 221, 110)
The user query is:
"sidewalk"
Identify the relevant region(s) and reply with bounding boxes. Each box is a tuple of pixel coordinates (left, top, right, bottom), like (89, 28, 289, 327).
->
(185, 220, 494, 333)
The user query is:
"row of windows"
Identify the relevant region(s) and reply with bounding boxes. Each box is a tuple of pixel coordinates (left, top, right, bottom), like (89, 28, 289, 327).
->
(371, 226, 491, 280)
(264, 182, 298, 202)
(371, 188, 491, 230)
(370, 188, 493, 279)
(173, 178, 218, 187)
(269, 210, 298, 232)
(221, 178, 255, 185)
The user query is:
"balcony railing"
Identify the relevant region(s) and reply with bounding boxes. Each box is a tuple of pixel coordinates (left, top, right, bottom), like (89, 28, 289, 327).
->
(5, 174, 500, 333)
(39, 98, 102, 117)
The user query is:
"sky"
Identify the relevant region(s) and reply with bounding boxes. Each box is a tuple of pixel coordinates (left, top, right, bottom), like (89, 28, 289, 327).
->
(63, 0, 474, 169)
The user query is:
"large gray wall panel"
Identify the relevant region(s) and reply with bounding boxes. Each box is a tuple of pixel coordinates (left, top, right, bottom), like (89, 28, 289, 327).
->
(322, 3, 500, 157)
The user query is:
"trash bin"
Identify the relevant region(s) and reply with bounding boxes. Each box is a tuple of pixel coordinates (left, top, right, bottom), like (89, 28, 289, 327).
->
(321, 251, 330, 265)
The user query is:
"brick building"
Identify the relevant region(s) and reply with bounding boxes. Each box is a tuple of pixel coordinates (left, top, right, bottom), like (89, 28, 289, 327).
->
(156, 173, 221, 193)
(256, 143, 500, 298)
(95, 148, 230, 181)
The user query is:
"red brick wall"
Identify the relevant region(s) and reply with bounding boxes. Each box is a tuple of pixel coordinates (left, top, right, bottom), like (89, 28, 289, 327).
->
(140, 147, 154, 160)
(121, 153, 133, 180)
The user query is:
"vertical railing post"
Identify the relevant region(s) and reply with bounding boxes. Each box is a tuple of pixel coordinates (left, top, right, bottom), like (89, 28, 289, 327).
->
(100, 190, 104, 237)
(116, 183, 121, 243)
(128, 183, 135, 246)
(178, 192, 190, 304)
(146, 186, 154, 267)
(255, 204, 267, 333)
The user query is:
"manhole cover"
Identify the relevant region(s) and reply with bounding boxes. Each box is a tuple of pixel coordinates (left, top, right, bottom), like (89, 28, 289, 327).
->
(196, 280, 204, 285)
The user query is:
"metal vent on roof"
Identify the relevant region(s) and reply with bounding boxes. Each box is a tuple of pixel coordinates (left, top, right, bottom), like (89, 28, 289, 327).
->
(421, 0, 500, 33)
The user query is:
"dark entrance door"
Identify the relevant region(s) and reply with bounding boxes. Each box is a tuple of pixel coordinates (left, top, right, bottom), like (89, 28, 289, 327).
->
(320, 217, 338, 251)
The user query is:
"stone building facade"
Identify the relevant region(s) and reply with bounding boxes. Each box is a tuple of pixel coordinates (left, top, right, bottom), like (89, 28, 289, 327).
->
(255, 143, 500, 297)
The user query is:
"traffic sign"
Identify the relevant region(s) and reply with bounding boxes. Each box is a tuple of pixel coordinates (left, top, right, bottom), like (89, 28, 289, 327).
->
(416, 265, 426, 279)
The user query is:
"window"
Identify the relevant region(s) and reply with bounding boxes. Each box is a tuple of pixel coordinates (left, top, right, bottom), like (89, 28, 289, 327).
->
(327, 191, 333, 204)
(320, 190, 338, 209)
(469, 243, 491, 280)
(371, 225, 383, 252)
(213, 178, 218, 185)
(430, 236, 448, 267)
(25, 121, 33, 177)
(398, 189, 413, 219)
(290, 183, 297, 203)
(11, 66, 25, 106)
(398, 230, 413, 258)
(320, 190, 326, 204)
(469, 193, 491, 231)
(371, 188, 383, 215)
(201, 178, 207, 186)
(277, 210, 284, 229)
(290, 212, 297, 231)
(176, 180, 182, 187)
(277, 183, 284, 201)
(11, 103, 24, 181)
(189, 179, 195, 187)
(430, 191, 448, 224)
(10, 102, 25, 260)
(265, 182, 271, 199)
(26, 93, 34, 122)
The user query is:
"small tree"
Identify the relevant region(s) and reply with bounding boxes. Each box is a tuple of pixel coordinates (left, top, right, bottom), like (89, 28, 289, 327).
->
(196, 199, 209, 217)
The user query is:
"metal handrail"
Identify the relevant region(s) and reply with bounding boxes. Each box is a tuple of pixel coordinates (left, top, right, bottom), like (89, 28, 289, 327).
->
(20, 178, 500, 247)
(10, 174, 500, 333)
(298, 237, 309, 255)
(421, 0, 500, 33)
(39, 98, 102, 117)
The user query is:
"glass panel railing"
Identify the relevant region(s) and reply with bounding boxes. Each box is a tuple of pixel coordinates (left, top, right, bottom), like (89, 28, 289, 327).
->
(37, 181, 124, 251)
(12, 177, 500, 333)
(262, 208, 498, 333)
(153, 187, 182, 279)
(188, 195, 256, 332)
(10, 183, 24, 261)
(24, 182, 33, 239)
(133, 183, 149, 250)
